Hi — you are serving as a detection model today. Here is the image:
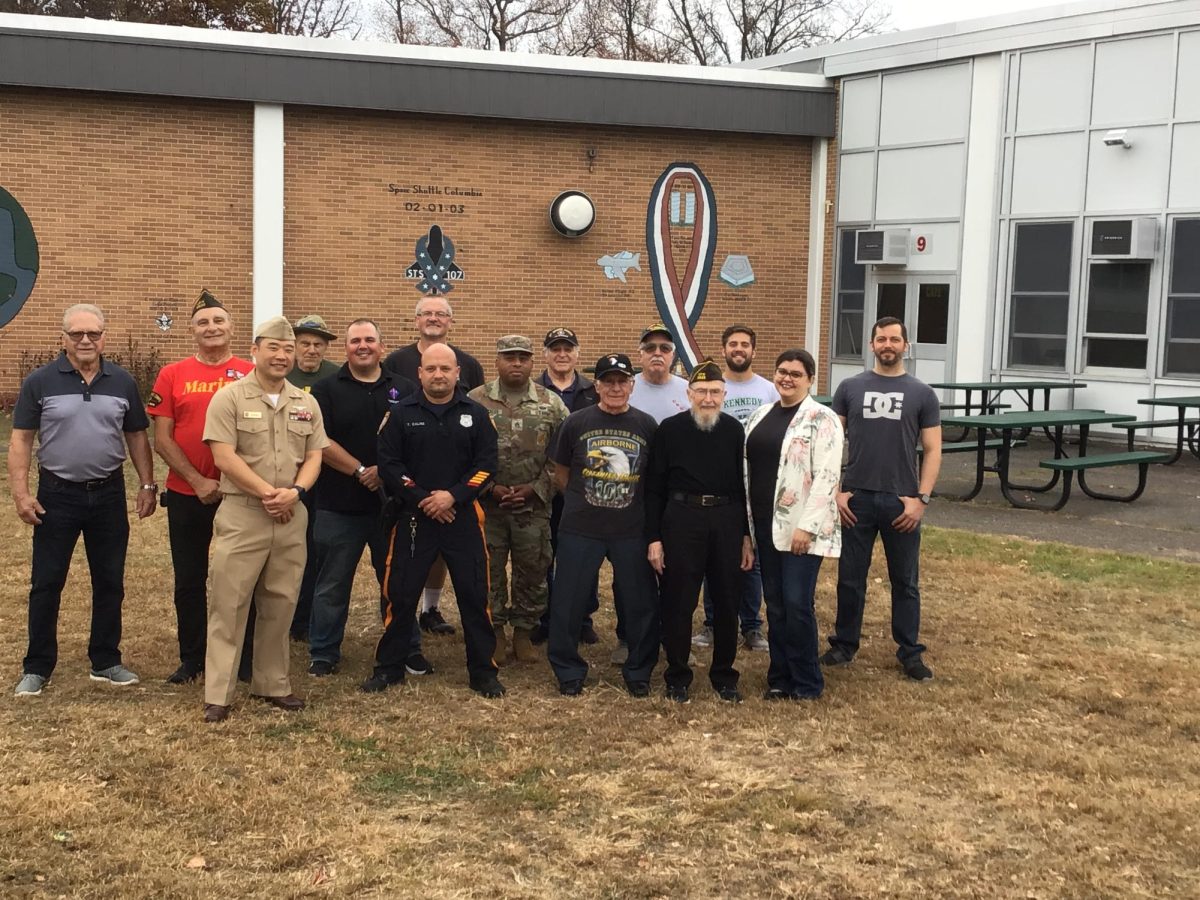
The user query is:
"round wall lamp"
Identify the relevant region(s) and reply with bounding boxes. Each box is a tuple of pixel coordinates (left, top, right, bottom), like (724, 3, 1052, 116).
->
(550, 190, 596, 237)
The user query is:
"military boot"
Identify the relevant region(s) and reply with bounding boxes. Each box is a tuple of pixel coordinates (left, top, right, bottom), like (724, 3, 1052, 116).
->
(511, 627, 539, 663)
(493, 625, 510, 665)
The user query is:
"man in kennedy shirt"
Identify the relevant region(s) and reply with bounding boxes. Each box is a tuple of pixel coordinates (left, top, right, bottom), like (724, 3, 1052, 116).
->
(10, 303, 157, 697)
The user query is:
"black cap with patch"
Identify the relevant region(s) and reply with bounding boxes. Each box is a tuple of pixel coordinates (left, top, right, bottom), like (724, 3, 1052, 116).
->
(594, 353, 634, 379)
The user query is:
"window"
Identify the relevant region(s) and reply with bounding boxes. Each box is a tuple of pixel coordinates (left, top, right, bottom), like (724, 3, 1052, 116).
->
(1008, 222, 1072, 368)
(834, 230, 865, 357)
(1084, 261, 1150, 369)
(1165, 219, 1200, 376)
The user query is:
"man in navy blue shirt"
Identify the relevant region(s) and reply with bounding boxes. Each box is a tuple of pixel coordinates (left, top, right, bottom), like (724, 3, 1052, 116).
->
(9, 304, 158, 697)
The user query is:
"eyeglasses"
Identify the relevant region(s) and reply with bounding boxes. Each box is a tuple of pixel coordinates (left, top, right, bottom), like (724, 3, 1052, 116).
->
(690, 386, 724, 398)
(775, 367, 810, 382)
(64, 330, 104, 343)
(641, 342, 674, 354)
(418, 311, 452, 320)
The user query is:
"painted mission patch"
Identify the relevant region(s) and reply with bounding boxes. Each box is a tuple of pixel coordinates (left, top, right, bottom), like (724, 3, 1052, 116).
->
(0, 187, 39, 329)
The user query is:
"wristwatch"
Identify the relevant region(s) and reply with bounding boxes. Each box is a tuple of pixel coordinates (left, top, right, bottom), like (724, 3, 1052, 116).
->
(140, 482, 158, 492)
(354, 464, 367, 477)
(919, 493, 931, 505)
(290, 484, 308, 501)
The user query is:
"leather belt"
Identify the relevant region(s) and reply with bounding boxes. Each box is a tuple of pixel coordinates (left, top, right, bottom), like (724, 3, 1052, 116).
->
(669, 491, 732, 508)
(40, 467, 121, 491)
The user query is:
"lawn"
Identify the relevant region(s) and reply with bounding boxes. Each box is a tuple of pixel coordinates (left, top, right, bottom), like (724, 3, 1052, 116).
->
(0, 456, 1197, 898)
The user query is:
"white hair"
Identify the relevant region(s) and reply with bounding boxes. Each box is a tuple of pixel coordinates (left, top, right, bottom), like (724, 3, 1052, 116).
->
(414, 297, 454, 317)
(63, 303, 105, 330)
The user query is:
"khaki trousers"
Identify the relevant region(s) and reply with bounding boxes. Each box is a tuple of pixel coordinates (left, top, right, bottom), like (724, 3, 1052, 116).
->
(204, 495, 307, 706)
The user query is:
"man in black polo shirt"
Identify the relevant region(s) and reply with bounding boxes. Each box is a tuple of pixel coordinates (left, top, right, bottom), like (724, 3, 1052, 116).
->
(307, 319, 422, 677)
(645, 360, 753, 703)
(9, 303, 158, 697)
(364, 343, 504, 698)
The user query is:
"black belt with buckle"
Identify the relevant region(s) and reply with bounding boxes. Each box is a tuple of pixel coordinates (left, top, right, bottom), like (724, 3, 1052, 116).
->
(40, 467, 122, 490)
(669, 491, 732, 508)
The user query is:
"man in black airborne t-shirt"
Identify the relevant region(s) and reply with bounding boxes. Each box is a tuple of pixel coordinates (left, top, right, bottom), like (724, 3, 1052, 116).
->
(828, 317, 942, 681)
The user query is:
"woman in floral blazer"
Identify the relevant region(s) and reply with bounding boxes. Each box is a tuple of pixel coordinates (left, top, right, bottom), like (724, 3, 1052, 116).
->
(743, 349, 844, 700)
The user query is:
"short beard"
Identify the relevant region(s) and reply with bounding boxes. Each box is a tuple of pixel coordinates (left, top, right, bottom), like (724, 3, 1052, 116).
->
(724, 355, 751, 373)
(691, 409, 720, 432)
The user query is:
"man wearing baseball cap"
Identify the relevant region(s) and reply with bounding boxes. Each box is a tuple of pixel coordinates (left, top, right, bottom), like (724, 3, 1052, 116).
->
(630, 323, 689, 424)
(547, 353, 659, 698)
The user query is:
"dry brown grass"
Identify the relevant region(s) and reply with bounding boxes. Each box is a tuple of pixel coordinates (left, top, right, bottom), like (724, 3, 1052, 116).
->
(0, 469, 1197, 898)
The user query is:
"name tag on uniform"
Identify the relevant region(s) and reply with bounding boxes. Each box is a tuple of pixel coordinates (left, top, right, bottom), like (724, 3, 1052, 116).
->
(243, 411, 263, 419)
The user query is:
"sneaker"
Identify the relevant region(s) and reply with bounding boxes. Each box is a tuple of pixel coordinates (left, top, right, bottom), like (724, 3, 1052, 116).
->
(559, 678, 584, 696)
(665, 684, 689, 703)
(763, 687, 790, 701)
(404, 653, 434, 676)
(716, 685, 743, 703)
(610, 641, 629, 666)
(14, 673, 47, 697)
(819, 648, 854, 667)
(691, 626, 713, 648)
(529, 623, 550, 646)
(580, 623, 599, 645)
(90, 665, 140, 686)
(742, 630, 769, 652)
(624, 680, 650, 698)
(308, 660, 337, 677)
(471, 676, 507, 698)
(419, 608, 456, 636)
(360, 672, 405, 693)
(165, 663, 203, 685)
(903, 657, 934, 682)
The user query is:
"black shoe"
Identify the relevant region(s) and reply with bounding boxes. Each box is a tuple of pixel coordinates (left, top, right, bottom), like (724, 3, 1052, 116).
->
(819, 648, 854, 667)
(529, 623, 550, 646)
(559, 679, 584, 696)
(716, 685, 743, 703)
(419, 608, 456, 636)
(360, 671, 405, 693)
(903, 657, 934, 682)
(665, 684, 689, 703)
(471, 676, 507, 698)
(624, 680, 650, 698)
(763, 687, 790, 701)
(404, 653, 434, 676)
(580, 623, 599, 645)
(308, 660, 337, 677)
(165, 663, 202, 685)
(290, 630, 308, 643)
(237, 669, 252, 684)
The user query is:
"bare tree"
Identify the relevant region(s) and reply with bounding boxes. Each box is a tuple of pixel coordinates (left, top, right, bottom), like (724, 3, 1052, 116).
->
(268, 0, 359, 37)
(663, 0, 726, 65)
(381, 0, 572, 51)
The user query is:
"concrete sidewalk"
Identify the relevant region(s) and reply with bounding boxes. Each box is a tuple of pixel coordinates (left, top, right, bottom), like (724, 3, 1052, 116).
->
(924, 433, 1200, 563)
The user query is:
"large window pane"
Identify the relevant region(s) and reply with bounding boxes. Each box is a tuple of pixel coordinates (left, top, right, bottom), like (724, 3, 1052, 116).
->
(1165, 341, 1200, 374)
(1168, 296, 1200, 340)
(1010, 294, 1069, 335)
(877, 282, 906, 321)
(1170, 219, 1200, 294)
(1013, 222, 1073, 293)
(1166, 220, 1200, 377)
(916, 283, 949, 344)
(1008, 221, 1072, 369)
(1086, 338, 1147, 368)
(834, 230, 865, 359)
(1086, 262, 1150, 334)
(1011, 337, 1067, 368)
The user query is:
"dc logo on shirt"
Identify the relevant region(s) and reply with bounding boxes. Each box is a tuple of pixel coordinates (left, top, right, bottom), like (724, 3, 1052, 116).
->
(863, 391, 904, 420)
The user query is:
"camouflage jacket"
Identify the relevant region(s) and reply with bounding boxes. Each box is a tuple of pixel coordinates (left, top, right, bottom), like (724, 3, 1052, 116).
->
(468, 379, 569, 506)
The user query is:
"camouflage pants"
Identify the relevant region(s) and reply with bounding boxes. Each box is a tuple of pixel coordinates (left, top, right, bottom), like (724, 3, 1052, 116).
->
(484, 505, 552, 630)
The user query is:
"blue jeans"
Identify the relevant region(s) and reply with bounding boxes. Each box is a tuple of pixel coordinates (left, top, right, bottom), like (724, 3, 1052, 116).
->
(309, 509, 420, 665)
(24, 471, 129, 677)
(701, 557, 764, 633)
(832, 490, 926, 663)
(548, 532, 658, 685)
(756, 522, 823, 698)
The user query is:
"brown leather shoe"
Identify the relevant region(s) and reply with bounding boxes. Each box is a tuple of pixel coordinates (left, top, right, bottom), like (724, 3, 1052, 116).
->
(511, 627, 539, 664)
(252, 693, 305, 712)
(203, 703, 230, 723)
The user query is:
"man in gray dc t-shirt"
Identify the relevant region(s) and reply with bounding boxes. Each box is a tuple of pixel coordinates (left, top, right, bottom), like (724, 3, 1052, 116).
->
(826, 317, 942, 682)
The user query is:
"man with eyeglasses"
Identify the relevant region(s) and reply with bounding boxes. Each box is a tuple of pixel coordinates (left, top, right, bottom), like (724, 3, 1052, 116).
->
(630, 323, 689, 425)
(384, 295, 485, 637)
(645, 360, 753, 703)
(10, 304, 158, 697)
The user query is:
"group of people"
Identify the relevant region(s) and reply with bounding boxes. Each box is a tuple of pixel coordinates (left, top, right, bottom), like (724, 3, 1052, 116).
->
(8, 292, 943, 719)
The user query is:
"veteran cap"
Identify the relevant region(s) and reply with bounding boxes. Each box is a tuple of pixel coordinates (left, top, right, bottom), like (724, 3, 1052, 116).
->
(543, 327, 579, 348)
(640, 322, 674, 343)
(293, 314, 336, 341)
(192, 289, 225, 316)
(255, 315, 296, 342)
(594, 353, 634, 379)
(688, 359, 724, 384)
(496, 335, 534, 354)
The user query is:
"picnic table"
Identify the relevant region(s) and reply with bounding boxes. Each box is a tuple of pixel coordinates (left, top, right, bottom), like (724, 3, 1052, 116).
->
(932, 380, 1088, 441)
(940, 409, 1168, 511)
(1114, 396, 1200, 465)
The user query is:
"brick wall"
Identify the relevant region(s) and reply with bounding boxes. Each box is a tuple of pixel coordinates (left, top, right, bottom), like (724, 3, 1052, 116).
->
(0, 88, 254, 396)
(282, 108, 814, 380)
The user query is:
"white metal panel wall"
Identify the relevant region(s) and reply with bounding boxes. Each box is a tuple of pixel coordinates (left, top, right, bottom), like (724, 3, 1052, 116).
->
(1175, 30, 1200, 118)
(1092, 35, 1175, 124)
(900, 222, 961, 271)
(878, 64, 971, 145)
(1015, 44, 1093, 132)
(1168, 122, 1200, 205)
(876, 144, 964, 220)
(1010, 133, 1087, 214)
(838, 152, 875, 221)
(840, 77, 880, 149)
(1085, 125, 1171, 210)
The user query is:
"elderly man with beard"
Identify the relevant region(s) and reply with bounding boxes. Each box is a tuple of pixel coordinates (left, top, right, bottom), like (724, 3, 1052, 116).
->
(645, 360, 753, 703)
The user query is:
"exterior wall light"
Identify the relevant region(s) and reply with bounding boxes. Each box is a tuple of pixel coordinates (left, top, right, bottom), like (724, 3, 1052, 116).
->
(550, 191, 596, 237)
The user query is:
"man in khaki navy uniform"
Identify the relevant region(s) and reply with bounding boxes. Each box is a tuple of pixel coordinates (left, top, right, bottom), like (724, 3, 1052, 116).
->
(201, 316, 328, 723)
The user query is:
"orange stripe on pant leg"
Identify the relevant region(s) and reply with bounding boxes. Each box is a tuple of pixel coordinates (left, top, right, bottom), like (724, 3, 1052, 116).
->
(374, 523, 400, 659)
(474, 500, 499, 669)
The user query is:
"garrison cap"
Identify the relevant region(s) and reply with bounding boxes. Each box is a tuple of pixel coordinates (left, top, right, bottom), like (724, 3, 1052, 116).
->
(192, 289, 225, 316)
(688, 359, 724, 384)
(255, 316, 296, 342)
(496, 335, 534, 354)
(293, 314, 336, 341)
(543, 327, 579, 348)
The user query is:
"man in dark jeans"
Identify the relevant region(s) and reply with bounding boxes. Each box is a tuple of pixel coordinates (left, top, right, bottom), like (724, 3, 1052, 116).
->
(10, 303, 159, 697)
(827, 317, 942, 681)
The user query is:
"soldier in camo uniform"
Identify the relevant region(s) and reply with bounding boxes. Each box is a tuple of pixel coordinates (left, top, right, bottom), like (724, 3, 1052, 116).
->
(469, 335, 569, 664)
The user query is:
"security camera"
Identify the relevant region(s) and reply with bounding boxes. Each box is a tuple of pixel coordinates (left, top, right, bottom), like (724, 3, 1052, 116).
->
(1103, 128, 1131, 149)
